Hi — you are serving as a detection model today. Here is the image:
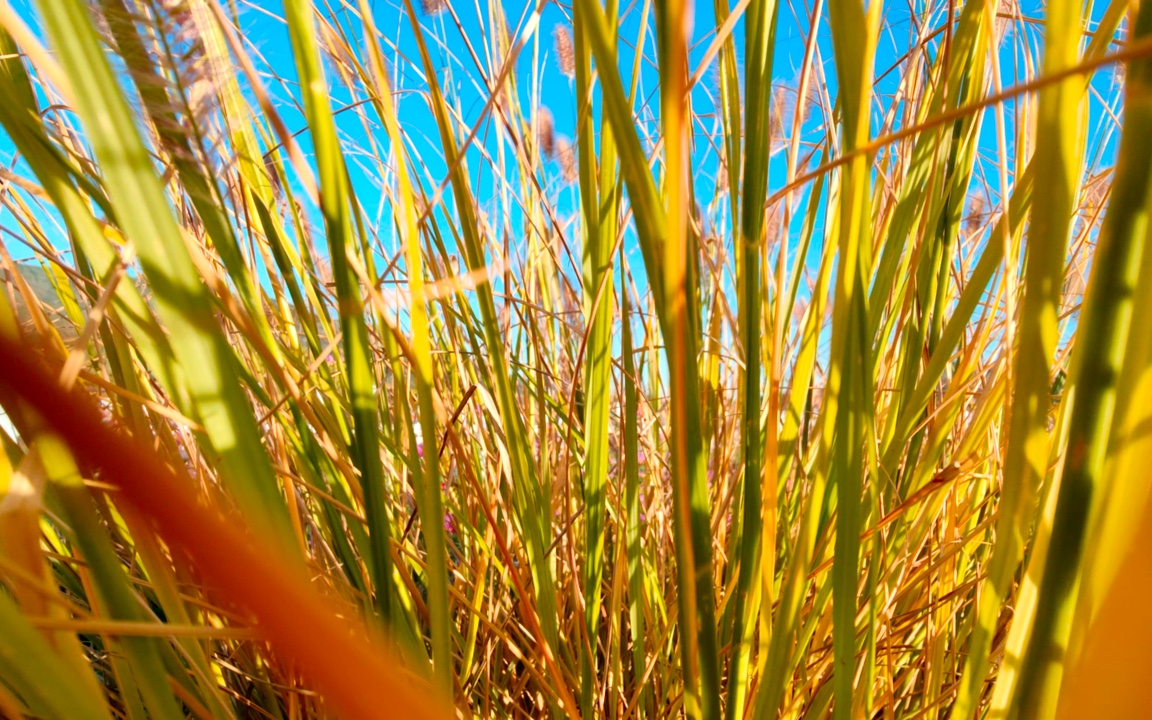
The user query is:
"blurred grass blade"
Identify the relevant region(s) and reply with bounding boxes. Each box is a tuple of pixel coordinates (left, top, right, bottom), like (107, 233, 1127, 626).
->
(1009, 0, 1152, 714)
(31, 0, 292, 543)
(0, 335, 453, 720)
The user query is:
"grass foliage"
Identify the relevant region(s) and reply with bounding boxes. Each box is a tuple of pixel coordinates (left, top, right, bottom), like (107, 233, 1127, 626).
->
(0, 0, 1151, 717)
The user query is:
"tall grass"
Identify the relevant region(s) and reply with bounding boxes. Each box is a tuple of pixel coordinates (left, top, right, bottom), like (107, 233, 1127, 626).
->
(0, 0, 1149, 717)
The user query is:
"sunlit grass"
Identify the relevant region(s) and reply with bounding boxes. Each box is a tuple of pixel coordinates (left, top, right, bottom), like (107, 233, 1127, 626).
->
(0, 0, 1149, 717)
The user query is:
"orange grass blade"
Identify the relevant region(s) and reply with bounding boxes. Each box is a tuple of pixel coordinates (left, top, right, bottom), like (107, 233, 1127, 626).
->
(0, 337, 453, 720)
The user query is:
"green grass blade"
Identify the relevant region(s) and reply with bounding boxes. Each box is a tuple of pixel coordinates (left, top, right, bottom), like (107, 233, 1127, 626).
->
(281, 0, 399, 624)
(1009, 1, 1152, 713)
(33, 0, 292, 543)
(355, 0, 453, 691)
(950, 0, 1084, 714)
(725, 0, 780, 716)
(823, 0, 877, 716)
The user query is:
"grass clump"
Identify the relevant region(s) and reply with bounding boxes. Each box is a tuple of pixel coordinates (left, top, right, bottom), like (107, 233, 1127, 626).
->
(0, 0, 1150, 718)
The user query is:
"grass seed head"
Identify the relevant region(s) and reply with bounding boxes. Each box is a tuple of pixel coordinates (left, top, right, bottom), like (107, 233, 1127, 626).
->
(554, 25, 575, 77)
(557, 137, 577, 183)
(536, 106, 556, 160)
(965, 193, 986, 236)
(420, 0, 447, 17)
